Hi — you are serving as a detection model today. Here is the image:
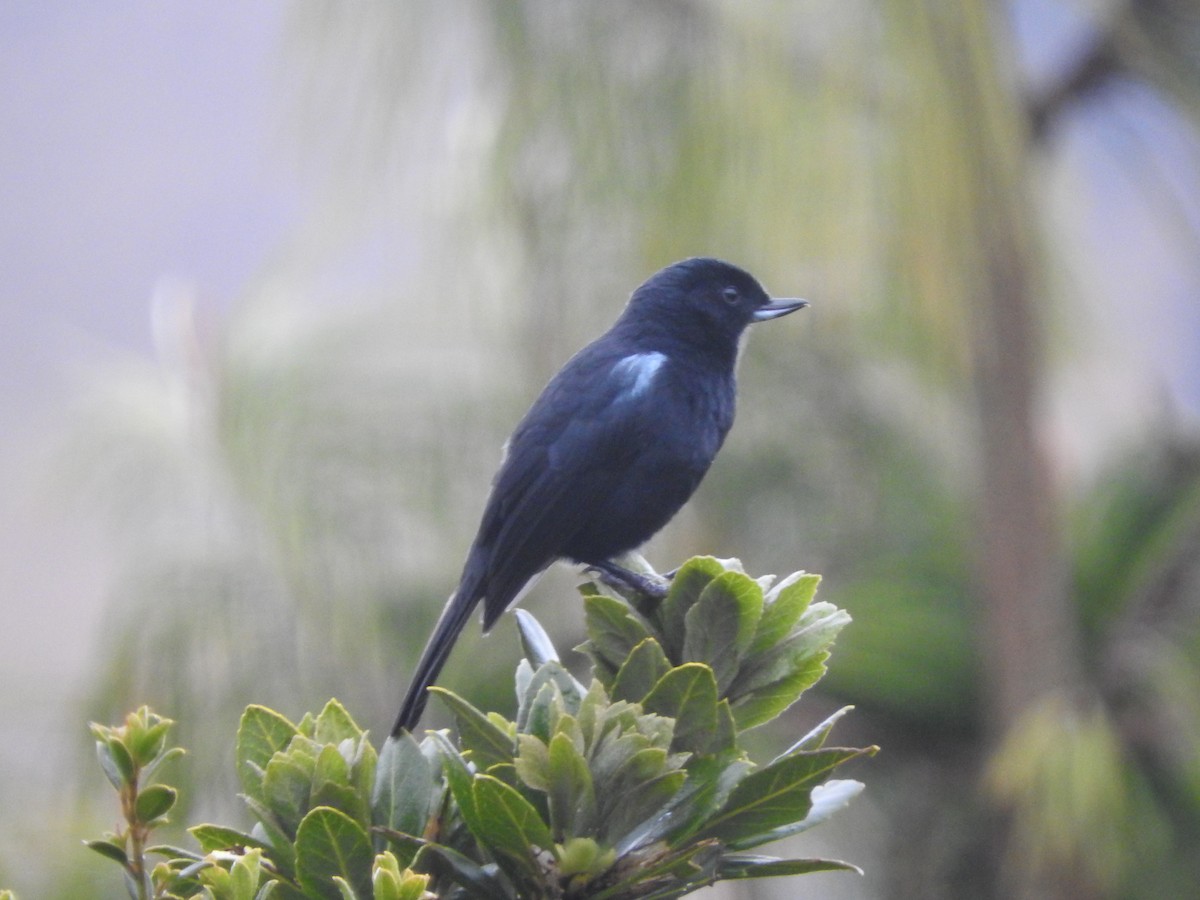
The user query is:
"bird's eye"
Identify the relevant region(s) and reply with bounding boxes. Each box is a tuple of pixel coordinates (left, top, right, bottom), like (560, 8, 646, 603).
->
(721, 287, 739, 305)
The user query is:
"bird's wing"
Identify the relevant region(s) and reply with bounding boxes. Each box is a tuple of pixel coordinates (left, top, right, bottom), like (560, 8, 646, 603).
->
(396, 349, 657, 736)
(472, 351, 657, 628)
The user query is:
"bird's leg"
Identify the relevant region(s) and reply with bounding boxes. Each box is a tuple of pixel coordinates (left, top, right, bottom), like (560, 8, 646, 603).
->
(587, 560, 671, 601)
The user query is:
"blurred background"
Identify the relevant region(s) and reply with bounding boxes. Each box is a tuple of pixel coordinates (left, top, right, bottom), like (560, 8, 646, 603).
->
(2, 2, 1199, 897)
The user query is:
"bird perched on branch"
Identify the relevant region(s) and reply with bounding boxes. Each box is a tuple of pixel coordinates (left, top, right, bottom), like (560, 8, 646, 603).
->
(391, 257, 807, 736)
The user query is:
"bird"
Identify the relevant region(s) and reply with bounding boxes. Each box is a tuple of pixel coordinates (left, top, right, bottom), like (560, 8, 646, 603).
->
(391, 257, 807, 736)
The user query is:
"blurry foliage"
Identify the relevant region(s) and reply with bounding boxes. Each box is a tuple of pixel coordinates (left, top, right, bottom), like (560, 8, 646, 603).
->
(37, 1, 1200, 899)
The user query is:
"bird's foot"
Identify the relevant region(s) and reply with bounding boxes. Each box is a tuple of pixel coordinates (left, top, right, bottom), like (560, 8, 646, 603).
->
(587, 560, 671, 602)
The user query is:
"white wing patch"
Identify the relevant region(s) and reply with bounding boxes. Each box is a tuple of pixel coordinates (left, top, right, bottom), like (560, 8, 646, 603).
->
(612, 351, 667, 400)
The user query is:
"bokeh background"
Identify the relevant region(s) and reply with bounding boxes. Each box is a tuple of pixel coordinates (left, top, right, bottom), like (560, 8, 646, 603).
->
(3, 2, 1200, 898)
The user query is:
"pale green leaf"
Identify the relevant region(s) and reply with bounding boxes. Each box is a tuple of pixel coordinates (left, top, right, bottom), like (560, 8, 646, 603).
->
(682, 571, 763, 691)
(134, 783, 177, 823)
(642, 663, 719, 755)
(658, 556, 728, 657)
(189, 823, 270, 854)
(717, 854, 863, 879)
(373, 734, 434, 839)
(699, 748, 870, 846)
(732, 779, 868, 850)
(731, 653, 829, 731)
(428, 687, 515, 771)
(750, 573, 820, 655)
(470, 774, 554, 890)
(610, 638, 672, 703)
(581, 594, 655, 672)
(237, 706, 299, 802)
(295, 807, 374, 900)
(312, 700, 364, 745)
(547, 730, 595, 838)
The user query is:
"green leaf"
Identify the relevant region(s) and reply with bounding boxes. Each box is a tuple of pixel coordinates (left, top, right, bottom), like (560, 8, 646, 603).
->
(589, 716, 672, 792)
(555, 836, 615, 879)
(682, 571, 763, 692)
(230, 848, 265, 900)
(241, 795, 298, 876)
(522, 681, 561, 745)
(716, 854, 862, 879)
(731, 653, 829, 731)
(514, 734, 552, 791)
(411, 840, 510, 900)
(315, 743, 351, 785)
(429, 688, 515, 771)
(294, 807, 374, 900)
(473, 774, 555, 853)
(199, 861, 234, 895)
(189, 823, 270, 854)
(658, 557, 727, 657)
(610, 638, 672, 703)
(732, 778, 867, 850)
(95, 740, 128, 791)
(395, 879, 432, 900)
(141, 745, 186, 784)
(134, 784, 177, 823)
(516, 662, 585, 735)
(85, 838, 128, 866)
(372, 851, 432, 900)
(750, 573, 820, 655)
(546, 730, 596, 838)
(428, 731, 481, 834)
(574, 680, 609, 749)
(105, 737, 136, 785)
(258, 880, 305, 900)
(602, 768, 687, 846)
(372, 734, 434, 840)
(470, 774, 554, 888)
(237, 706, 299, 802)
(128, 719, 173, 767)
(371, 852, 401, 900)
(262, 751, 315, 837)
(331, 875, 360, 900)
(350, 739, 378, 819)
(774, 705, 855, 759)
(707, 699, 737, 756)
(698, 748, 870, 847)
(311, 780, 367, 829)
(313, 700, 364, 746)
(581, 594, 655, 672)
(642, 664, 719, 755)
(730, 604, 849, 700)
(144, 842, 202, 867)
(592, 838, 722, 899)
(618, 755, 753, 853)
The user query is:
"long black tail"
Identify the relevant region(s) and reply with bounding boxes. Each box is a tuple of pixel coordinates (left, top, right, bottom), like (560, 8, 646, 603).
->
(390, 586, 479, 737)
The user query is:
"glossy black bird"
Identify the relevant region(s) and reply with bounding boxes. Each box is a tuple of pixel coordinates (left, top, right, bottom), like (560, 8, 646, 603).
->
(391, 257, 806, 736)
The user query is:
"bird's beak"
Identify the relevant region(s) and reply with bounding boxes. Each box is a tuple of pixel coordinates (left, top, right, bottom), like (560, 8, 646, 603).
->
(752, 298, 809, 322)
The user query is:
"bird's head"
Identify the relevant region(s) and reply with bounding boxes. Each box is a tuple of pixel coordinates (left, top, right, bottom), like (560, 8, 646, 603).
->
(621, 257, 808, 357)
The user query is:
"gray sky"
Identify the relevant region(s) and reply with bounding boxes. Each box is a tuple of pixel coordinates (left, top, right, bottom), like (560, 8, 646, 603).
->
(0, 3, 293, 807)
(0, 3, 291, 426)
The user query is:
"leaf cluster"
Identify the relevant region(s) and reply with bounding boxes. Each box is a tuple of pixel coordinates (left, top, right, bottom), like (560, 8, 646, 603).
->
(84, 557, 874, 899)
(86, 706, 185, 899)
(579, 556, 848, 738)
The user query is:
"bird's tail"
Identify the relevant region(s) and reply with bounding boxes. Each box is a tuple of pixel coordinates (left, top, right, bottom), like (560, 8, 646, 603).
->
(390, 585, 478, 738)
